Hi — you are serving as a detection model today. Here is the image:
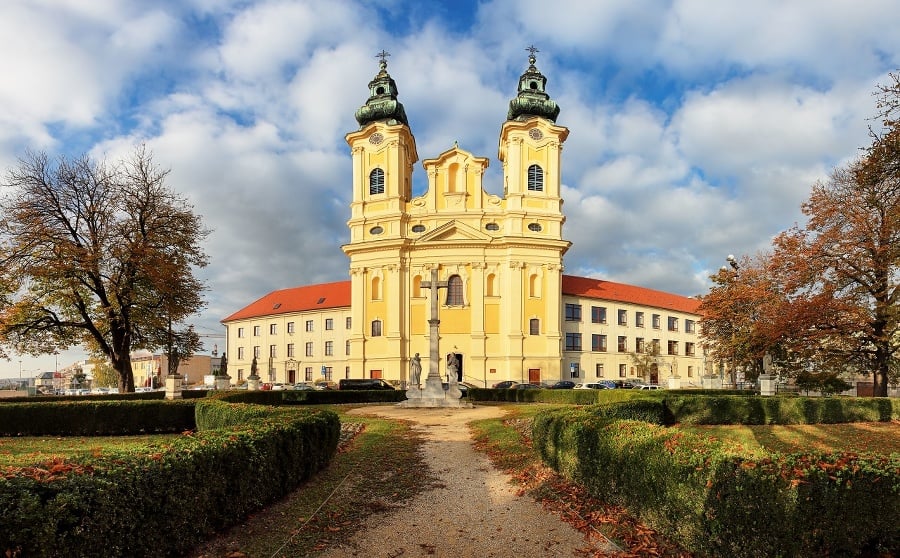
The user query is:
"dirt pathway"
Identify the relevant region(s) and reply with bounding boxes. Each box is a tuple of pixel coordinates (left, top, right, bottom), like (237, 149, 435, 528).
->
(316, 405, 617, 558)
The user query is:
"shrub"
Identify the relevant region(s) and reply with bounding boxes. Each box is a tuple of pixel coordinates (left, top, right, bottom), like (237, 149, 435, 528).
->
(0, 400, 196, 436)
(532, 407, 900, 557)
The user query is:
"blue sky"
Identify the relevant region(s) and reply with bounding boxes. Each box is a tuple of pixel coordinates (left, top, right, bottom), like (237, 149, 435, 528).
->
(1, 0, 899, 378)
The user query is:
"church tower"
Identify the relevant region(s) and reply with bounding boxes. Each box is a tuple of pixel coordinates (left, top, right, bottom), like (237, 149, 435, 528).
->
(343, 49, 569, 385)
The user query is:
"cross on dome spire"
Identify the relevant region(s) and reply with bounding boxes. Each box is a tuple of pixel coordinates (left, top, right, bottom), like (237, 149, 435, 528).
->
(376, 49, 391, 70)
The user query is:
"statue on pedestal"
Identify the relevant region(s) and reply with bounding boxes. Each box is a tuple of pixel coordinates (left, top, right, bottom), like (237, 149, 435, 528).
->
(409, 353, 422, 388)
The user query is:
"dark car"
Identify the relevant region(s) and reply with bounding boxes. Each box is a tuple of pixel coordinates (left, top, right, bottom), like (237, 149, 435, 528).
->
(513, 383, 541, 390)
(338, 378, 395, 390)
(548, 381, 576, 389)
(492, 380, 519, 389)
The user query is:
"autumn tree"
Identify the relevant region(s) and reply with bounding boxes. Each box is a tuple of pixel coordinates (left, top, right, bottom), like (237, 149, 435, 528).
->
(770, 121, 900, 396)
(0, 147, 208, 392)
(698, 254, 792, 384)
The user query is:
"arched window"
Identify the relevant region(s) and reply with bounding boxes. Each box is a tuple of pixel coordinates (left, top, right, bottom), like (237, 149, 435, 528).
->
(529, 273, 541, 297)
(412, 275, 422, 298)
(371, 319, 382, 337)
(369, 168, 385, 195)
(485, 273, 496, 297)
(371, 276, 381, 300)
(445, 275, 464, 306)
(527, 164, 543, 191)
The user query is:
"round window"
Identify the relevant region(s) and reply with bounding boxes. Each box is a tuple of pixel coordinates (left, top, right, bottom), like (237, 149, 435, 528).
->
(369, 132, 384, 145)
(485, 223, 500, 231)
(528, 128, 543, 140)
(369, 226, 384, 235)
(527, 222, 542, 232)
(411, 224, 426, 233)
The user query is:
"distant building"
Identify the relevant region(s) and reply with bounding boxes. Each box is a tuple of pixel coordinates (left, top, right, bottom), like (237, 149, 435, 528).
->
(222, 52, 702, 387)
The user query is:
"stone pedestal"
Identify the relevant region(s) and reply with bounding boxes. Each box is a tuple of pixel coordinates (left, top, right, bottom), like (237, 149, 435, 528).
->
(247, 376, 261, 391)
(214, 375, 231, 390)
(164, 374, 183, 400)
(758, 374, 776, 396)
(701, 376, 723, 390)
(667, 376, 681, 390)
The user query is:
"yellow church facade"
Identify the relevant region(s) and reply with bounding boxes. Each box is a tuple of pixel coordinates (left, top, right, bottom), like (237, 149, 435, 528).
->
(222, 52, 704, 387)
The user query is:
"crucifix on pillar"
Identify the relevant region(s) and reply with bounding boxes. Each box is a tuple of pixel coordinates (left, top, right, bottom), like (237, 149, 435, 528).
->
(419, 267, 448, 384)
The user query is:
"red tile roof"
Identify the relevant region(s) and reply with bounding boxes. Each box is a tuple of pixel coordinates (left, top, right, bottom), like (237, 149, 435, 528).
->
(221, 280, 351, 323)
(222, 275, 699, 323)
(562, 275, 700, 314)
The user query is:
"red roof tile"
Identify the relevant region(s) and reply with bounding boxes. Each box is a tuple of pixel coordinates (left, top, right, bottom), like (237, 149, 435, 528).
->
(222, 280, 351, 323)
(562, 275, 700, 314)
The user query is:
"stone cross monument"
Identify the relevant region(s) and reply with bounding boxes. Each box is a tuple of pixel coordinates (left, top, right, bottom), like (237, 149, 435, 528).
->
(400, 266, 470, 408)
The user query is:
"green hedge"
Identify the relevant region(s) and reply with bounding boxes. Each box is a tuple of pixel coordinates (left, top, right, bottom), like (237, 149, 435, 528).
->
(0, 400, 339, 558)
(533, 406, 900, 557)
(0, 400, 196, 436)
(469, 387, 651, 404)
(665, 395, 900, 424)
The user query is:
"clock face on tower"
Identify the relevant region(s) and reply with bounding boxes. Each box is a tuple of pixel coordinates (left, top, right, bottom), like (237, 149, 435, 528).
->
(369, 132, 384, 145)
(528, 128, 543, 140)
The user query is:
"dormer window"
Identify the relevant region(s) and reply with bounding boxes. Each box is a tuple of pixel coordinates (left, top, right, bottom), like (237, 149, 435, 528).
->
(527, 164, 543, 191)
(369, 168, 385, 195)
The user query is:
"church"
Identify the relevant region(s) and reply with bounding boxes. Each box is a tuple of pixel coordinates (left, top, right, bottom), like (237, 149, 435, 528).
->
(222, 51, 703, 388)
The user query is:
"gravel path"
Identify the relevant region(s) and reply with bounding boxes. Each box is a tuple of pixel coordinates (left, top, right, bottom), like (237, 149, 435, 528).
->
(316, 405, 617, 558)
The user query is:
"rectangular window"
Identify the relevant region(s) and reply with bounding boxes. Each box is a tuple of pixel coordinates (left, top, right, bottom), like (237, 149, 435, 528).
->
(237, 347, 244, 359)
(636, 312, 645, 328)
(237, 327, 245, 338)
(269, 345, 277, 358)
(685, 342, 695, 356)
(287, 343, 295, 358)
(636, 337, 645, 353)
(287, 321, 295, 334)
(668, 340, 678, 355)
(595, 363, 604, 377)
(253, 325, 260, 336)
(346, 317, 352, 329)
(652, 314, 661, 329)
(237, 369, 244, 382)
(570, 363, 580, 378)
(304, 367, 313, 382)
(253, 346, 260, 358)
(325, 318, 334, 330)
(325, 341, 333, 356)
(565, 333, 582, 351)
(591, 306, 607, 324)
(345, 366, 350, 379)
(305, 342, 313, 357)
(591, 334, 607, 352)
(305, 320, 314, 332)
(617, 309, 627, 326)
(685, 319, 696, 334)
(617, 336, 627, 352)
(371, 320, 382, 337)
(687, 365, 694, 378)
(269, 323, 277, 335)
(619, 364, 627, 377)
(668, 316, 678, 332)
(345, 340, 351, 355)
(652, 339, 660, 353)
(529, 318, 540, 335)
(323, 367, 333, 380)
(565, 303, 582, 321)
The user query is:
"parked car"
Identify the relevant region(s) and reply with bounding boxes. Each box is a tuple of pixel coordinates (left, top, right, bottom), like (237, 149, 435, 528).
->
(313, 380, 337, 390)
(513, 383, 541, 390)
(338, 378, 394, 390)
(574, 382, 608, 390)
(291, 383, 314, 390)
(548, 380, 576, 389)
(492, 380, 519, 389)
(634, 384, 662, 390)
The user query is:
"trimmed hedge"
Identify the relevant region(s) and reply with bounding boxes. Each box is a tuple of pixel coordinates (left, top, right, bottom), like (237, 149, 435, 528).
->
(0, 400, 196, 436)
(208, 388, 406, 405)
(469, 387, 650, 404)
(0, 400, 339, 558)
(533, 404, 900, 557)
(665, 394, 900, 425)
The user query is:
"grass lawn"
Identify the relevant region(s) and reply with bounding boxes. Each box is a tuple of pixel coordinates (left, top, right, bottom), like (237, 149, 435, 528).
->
(0, 434, 177, 467)
(677, 421, 900, 454)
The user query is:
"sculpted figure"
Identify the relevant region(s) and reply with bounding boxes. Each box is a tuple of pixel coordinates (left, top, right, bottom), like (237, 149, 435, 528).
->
(409, 353, 422, 387)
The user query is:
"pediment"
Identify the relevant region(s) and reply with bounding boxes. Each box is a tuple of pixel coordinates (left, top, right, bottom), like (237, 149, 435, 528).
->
(415, 220, 491, 244)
